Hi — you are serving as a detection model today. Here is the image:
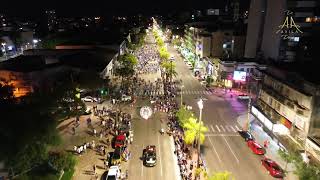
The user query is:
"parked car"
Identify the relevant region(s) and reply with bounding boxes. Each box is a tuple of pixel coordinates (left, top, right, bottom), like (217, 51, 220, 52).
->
(238, 130, 254, 141)
(121, 95, 132, 102)
(106, 166, 121, 180)
(111, 147, 124, 165)
(81, 96, 97, 102)
(247, 140, 265, 155)
(237, 94, 250, 100)
(143, 145, 157, 167)
(170, 56, 175, 60)
(261, 158, 284, 178)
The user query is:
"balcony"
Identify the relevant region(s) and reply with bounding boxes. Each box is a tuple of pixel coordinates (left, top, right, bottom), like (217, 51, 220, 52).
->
(261, 84, 286, 104)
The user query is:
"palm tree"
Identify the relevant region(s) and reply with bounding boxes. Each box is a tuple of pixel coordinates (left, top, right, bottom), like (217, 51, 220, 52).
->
(183, 117, 208, 147)
(183, 117, 208, 178)
(207, 171, 234, 180)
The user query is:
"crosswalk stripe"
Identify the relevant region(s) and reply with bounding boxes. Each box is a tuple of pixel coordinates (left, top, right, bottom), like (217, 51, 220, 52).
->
(210, 125, 215, 132)
(225, 126, 230, 132)
(230, 126, 237, 132)
(220, 125, 226, 132)
(216, 125, 221, 132)
(235, 125, 241, 131)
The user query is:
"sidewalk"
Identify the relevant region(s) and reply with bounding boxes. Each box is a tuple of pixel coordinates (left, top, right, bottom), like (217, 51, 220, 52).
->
(237, 114, 299, 180)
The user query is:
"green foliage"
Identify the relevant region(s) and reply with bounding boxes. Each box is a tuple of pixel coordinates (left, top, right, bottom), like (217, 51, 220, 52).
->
(48, 151, 76, 172)
(61, 169, 75, 180)
(207, 171, 234, 180)
(183, 117, 208, 145)
(115, 53, 138, 79)
(294, 161, 320, 180)
(176, 106, 194, 126)
(172, 38, 181, 46)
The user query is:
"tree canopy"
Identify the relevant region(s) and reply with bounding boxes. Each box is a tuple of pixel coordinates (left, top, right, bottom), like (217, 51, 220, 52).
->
(183, 117, 208, 145)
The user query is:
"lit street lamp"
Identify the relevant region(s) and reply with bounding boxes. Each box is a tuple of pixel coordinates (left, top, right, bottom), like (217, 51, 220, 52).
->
(197, 98, 204, 168)
(1, 42, 6, 60)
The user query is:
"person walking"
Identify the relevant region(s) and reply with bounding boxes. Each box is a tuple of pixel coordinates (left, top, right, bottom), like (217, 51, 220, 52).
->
(93, 164, 96, 175)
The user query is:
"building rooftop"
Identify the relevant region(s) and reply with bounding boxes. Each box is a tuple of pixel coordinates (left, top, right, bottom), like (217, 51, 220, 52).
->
(59, 49, 117, 72)
(0, 49, 118, 73)
(0, 56, 51, 72)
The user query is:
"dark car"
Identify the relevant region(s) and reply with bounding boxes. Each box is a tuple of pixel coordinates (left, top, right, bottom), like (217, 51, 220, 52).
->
(261, 158, 284, 178)
(143, 145, 157, 167)
(238, 130, 254, 141)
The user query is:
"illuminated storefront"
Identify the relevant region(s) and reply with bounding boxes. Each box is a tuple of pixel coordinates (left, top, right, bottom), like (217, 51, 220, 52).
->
(251, 105, 290, 135)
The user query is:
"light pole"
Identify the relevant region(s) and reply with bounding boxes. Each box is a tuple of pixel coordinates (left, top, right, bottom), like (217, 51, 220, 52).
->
(180, 84, 184, 107)
(1, 42, 6, 60)
(197, 99, 204, 168)
(245, 78, 252, 132)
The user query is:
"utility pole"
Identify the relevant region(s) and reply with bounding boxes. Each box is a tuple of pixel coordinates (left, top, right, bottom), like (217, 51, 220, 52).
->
(245, 77, 251, 132)
(197, 99, 204, 169)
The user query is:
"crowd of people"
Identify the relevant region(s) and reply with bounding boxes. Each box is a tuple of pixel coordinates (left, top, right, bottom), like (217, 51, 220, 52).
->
(135, 44, 161, 74)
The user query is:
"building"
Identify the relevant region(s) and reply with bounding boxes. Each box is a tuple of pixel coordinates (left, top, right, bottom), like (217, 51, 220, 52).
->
(251, 67, 320, 161)
(46, 10, 57, 32)
(244, 0, 319, 62)
(0, 49, 118, 97)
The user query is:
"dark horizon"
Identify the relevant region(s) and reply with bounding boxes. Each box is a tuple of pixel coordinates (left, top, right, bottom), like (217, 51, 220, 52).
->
(0, 0, 229, 18)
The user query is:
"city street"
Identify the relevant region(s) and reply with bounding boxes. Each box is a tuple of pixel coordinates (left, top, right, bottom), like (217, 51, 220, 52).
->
(126, 32, 180, 180)
(167, 44, 276, 180)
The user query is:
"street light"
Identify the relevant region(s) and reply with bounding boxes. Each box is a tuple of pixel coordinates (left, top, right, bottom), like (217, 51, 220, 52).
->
(1, 42, 6, 60)
(197, 98, 204, 168)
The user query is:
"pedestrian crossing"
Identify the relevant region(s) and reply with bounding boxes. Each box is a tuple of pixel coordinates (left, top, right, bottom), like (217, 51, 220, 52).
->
(137, 90, 215, 96)
(206, 124, 242, 134)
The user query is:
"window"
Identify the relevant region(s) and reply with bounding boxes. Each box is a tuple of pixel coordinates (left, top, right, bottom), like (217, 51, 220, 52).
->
(286, 101, 294, 109)
(297, 109, 304, 116)
(240, 68, 244, 71)
(276, 102, 281, 111)
(269, 97, 273, 106)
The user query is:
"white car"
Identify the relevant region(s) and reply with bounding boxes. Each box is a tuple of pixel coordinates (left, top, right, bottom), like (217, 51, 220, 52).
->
(121, 95, 132, 102)
(237, 94, 250, 100)
(81, 96, 97, 102)
(106, 166, 121, 180)
(170, 56, 175, 60)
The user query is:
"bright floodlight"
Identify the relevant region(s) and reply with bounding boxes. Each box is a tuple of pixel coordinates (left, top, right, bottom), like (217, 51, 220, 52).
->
(197, 99, 203, 109)
(33, 39, 38, 43)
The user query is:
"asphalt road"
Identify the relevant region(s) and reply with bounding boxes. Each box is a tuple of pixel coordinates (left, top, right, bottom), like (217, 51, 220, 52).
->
(167, 44, 277, 180)
(126, 32, 180, 180)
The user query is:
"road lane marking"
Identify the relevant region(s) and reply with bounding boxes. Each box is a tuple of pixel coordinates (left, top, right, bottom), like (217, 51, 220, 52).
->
(210, 125, 215, 132)
(220, 125, 226, 132)
(222, 136, 240, 164)
(216, 125, 221, 132)
(157, 135, 163, 177)
(230, 126, 236, 132)
(235, 125, 241, 131)
(208, 137, 222, 163)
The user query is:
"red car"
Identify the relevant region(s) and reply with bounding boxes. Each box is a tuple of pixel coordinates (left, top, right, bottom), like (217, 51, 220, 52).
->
(261, 158, 284, 178)
(247, 140, 265, 155)
(114, 134, 126, 148)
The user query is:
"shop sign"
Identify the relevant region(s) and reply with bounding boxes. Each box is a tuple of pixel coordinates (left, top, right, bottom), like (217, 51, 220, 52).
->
(280, 117, 292, 129)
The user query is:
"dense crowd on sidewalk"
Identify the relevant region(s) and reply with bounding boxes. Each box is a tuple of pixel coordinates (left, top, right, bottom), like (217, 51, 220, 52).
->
(71, 104, 133, 179)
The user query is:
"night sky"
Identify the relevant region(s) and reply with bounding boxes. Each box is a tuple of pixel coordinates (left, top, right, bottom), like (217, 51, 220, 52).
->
(1, 0, 227, 17)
